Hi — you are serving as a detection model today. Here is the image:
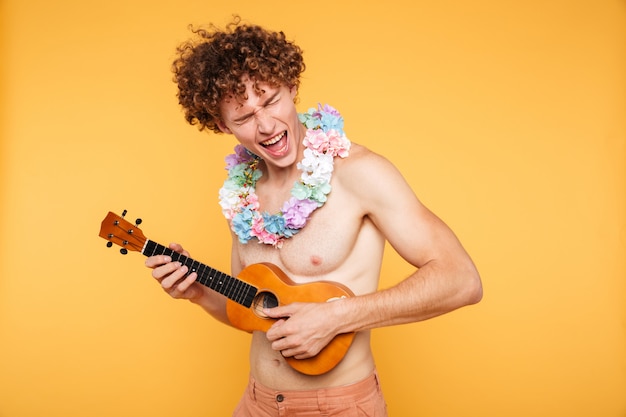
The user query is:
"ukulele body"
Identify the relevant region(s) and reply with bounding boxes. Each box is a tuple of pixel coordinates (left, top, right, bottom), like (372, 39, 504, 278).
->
(227, 262, 355, 376)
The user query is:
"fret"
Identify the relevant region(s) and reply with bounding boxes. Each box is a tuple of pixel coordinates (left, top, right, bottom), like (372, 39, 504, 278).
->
(196, 263, 209, 286)
(217, 273, 228, 296)
(224, 274, 237, 299)
(197, 266, 212, 288)
(232, 278, 245, 305)
(188, 259, 201, 275)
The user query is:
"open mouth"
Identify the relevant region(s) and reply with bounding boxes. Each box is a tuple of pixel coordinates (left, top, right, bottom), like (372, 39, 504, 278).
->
(260, 131, 288, 154)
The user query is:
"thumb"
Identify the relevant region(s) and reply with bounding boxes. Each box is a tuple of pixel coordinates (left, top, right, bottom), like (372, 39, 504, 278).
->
(263, 305, 291, 319)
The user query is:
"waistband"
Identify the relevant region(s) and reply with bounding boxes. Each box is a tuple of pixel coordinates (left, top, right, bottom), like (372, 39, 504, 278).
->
(248, 370, 382, 402)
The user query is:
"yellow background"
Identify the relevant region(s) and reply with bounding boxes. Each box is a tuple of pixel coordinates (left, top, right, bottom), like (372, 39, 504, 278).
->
(1, 1, 624, 416)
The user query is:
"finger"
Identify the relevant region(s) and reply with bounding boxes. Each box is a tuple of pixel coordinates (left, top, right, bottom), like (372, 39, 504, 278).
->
(293, 351, 315, 360)
(270, 336, 289, 352)
(276, 343, 310, 359)
(266, 318, 287, 341)
(168, 242, 190, 257)
(145, 255, 172, 269)
(277, 338, 319, 360)
(151, 261, 182, 280)
(175, 271, 198, 293)
(160, 264, 189, 289)
(168, 273, 199, 299)
(263, 305, 292, 319)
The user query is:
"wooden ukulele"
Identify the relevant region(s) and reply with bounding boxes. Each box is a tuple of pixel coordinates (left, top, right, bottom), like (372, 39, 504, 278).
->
(99, 211, 355, 375)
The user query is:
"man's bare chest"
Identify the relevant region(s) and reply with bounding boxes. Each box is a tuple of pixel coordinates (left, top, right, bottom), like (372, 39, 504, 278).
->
(235, 194, 364, 281)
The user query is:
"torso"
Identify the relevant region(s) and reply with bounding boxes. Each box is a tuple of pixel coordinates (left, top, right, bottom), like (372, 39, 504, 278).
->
(232, 144, 386, 389)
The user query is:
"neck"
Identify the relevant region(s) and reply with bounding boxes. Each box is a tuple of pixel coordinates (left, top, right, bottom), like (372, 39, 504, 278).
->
(258, 156, 301, 190)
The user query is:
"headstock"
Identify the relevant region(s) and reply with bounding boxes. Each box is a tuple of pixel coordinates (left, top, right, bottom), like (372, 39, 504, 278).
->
(99, 210, 146, 254)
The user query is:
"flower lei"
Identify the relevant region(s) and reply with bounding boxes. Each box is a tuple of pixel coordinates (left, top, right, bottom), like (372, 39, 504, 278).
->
(218, 104, 351, 248)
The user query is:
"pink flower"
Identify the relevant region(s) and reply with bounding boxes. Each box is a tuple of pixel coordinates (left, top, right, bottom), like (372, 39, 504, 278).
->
(303, 129, 330, 153)
(302, 129, 350, 158)
(244, 191, 260, 211)
(250, 216, 281, 247)
(326, 130, 351, 158)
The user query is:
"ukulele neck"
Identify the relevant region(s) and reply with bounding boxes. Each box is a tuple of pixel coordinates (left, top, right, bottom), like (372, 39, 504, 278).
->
(142, 240, 257, 308)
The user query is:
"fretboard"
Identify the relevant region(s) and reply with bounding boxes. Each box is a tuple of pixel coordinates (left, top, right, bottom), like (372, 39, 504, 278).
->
(142, 240, 257, 308)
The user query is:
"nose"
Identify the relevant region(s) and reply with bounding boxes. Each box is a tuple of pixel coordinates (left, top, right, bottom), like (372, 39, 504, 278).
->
(255, 108, 275, 134)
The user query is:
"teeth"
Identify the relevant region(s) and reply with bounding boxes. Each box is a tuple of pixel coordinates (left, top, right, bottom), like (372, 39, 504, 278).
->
(261, 131, 285, 146)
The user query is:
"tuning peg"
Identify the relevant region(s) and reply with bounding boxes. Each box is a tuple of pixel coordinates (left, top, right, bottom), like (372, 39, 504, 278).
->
(120, 248, 128, 255)
(135, 218, 142, 226)
(106, 242, 113, 248)
(121, 209, 128, 218)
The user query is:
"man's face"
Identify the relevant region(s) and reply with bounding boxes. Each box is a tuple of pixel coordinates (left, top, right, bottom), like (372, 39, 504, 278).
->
(218, 79, 302, 169)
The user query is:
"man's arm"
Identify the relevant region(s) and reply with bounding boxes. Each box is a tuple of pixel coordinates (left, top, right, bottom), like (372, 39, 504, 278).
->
(339, 149, 482, 329)
(265, 147, 482, 358)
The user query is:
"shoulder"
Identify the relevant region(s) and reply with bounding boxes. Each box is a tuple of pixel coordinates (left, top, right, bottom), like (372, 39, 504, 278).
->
(334, 143, 414, 205)
(333, 143, 446, 268)
(335, 143, 399, 182)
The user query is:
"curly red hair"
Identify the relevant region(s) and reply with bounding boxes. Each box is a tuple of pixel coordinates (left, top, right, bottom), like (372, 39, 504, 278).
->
(172, 17, 306, 134)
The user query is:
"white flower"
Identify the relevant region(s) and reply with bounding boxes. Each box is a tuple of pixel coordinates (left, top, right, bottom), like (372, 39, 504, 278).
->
(299, 150, 334, 186)
(219, 182, 248, 218)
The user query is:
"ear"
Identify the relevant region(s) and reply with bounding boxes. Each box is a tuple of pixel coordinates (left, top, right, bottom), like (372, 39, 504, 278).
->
(289, 85, 298, 100)
(216, 120, 233, 134)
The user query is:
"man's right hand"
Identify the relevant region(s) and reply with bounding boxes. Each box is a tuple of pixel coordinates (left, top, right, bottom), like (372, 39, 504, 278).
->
(145, 242, 202, 301)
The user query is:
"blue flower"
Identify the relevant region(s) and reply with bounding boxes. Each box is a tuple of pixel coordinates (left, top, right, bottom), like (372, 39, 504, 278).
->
(319, 112, 344, 135)
(261, 213, 286, 235)
(232, 209, 254, 243)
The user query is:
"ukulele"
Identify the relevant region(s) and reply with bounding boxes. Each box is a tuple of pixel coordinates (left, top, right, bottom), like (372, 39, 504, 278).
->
(98, 210, 355, 375)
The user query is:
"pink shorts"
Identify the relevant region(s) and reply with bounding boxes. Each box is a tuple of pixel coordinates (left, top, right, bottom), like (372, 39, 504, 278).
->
(233, 371, 388, 416)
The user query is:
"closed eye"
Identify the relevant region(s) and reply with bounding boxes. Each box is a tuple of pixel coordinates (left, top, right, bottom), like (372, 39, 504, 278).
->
(231, 91, 282, 125)
(234, 115, 252, 125)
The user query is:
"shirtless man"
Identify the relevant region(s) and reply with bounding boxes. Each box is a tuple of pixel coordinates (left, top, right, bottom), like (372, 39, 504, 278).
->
(146, 18, 482, 416)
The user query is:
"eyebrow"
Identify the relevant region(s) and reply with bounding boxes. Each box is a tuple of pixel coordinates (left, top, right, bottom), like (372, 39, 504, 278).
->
(232, 91, 280, 123)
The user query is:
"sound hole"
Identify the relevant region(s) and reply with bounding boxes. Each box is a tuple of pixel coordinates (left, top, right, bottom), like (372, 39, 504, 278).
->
(252, 291, 279, 318)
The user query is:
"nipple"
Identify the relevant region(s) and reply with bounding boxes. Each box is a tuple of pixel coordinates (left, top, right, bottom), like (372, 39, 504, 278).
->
(310, 255, 323, 266)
